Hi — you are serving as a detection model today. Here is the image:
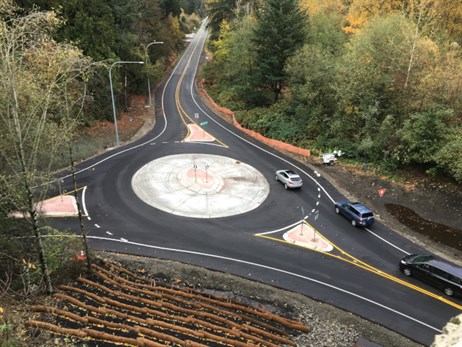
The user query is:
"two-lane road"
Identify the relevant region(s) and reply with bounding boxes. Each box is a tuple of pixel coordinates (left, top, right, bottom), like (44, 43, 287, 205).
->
(54, 21, 460, 345)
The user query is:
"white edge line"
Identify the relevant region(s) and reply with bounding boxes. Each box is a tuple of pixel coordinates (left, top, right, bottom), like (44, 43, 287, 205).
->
(58, 21, 204, 181)
(366, 228, 410, 255)
(190, 55, 334, 204)
(188, 35, 412, 256)
(87, 236, 442, 334)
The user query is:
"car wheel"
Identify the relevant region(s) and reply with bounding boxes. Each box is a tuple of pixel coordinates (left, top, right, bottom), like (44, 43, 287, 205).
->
(275, 175, 279, 181)
(444, 287, 454, 296)
(351, 219, 357, 227)
(335, 207, 340, 214)
(284, 184, 288, 190)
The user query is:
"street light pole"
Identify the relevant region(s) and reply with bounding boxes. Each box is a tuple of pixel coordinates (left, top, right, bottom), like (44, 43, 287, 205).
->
(109, 60, 144, 146)
(145, 41, 164, 107)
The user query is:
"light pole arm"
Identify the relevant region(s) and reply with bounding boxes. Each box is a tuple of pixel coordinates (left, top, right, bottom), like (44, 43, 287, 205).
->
(146, 41, 164, 51)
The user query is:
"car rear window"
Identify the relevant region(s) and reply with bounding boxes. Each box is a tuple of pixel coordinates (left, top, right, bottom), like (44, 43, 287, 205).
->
(415, 255, 433, 263)
(361, 212, 374, 218)
(291, 177, 301, 181)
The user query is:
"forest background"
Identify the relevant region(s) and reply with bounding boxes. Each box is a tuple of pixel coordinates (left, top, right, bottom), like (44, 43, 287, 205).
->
(203, 0, 462, 183)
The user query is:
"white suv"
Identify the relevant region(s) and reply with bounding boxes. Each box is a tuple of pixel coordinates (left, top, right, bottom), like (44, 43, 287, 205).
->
(275, 169, 303, 189)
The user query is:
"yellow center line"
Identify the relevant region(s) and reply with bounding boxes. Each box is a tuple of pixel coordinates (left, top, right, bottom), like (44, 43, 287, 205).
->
(60, 186, 85, 195)
(256, 223, 462, 310)
(172, 37, 228, 147)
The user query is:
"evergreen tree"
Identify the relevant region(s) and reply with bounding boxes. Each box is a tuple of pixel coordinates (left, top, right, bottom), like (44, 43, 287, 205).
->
(252, 0, 306, 103)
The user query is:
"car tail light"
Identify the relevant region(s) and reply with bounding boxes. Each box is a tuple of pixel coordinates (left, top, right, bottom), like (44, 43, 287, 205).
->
(359, 217, 363, 222)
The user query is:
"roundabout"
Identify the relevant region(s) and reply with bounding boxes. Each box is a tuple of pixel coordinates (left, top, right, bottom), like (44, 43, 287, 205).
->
(131, 153, 270, 218)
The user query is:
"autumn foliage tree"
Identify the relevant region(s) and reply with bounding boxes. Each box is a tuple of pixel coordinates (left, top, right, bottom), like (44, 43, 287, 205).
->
(203, 0, 462, 181)
(0, 4, 94, 293)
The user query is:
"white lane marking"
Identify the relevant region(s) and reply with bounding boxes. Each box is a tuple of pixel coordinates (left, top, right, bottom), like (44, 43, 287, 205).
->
(82, 186, 89, 218)
(86, 235, 441, 334)
(94, 224, 100, 229)
(258, 219, 309, 236)
(120, 238, 128, 242)
(106, 231, 113, 236)
(182, 142, 226, 148)
(366, 228, 410, 255)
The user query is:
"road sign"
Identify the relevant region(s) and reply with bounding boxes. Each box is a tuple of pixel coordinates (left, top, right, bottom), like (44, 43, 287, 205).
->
(200, 121, 208, 126)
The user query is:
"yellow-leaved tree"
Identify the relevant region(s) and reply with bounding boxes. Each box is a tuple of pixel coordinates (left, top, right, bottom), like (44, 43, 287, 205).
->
(299, 0, 345, 17)
(0, 4, 94, 294)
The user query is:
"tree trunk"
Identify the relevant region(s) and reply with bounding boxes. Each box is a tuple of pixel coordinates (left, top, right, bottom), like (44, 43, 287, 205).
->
(70, 147, 91, 272)
(10, 83, 53, 294)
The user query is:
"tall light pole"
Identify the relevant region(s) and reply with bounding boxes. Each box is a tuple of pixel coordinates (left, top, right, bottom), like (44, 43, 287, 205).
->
(109, 60, 144, 146)
(145, 41, 164, 107)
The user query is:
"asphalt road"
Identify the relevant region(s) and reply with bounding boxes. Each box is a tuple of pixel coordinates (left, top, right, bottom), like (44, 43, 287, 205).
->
(53, 21, 461, 346)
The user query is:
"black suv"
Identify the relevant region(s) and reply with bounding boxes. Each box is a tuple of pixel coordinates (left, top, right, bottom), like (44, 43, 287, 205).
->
(400, 254, 462, 297)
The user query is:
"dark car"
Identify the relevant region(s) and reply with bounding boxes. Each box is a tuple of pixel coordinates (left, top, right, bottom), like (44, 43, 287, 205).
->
(334, 200, 375, 227)
(400, 254, 462, 297)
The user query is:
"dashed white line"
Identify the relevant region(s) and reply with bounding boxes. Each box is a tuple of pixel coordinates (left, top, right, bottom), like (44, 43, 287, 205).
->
(94, 224, 100, 229)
